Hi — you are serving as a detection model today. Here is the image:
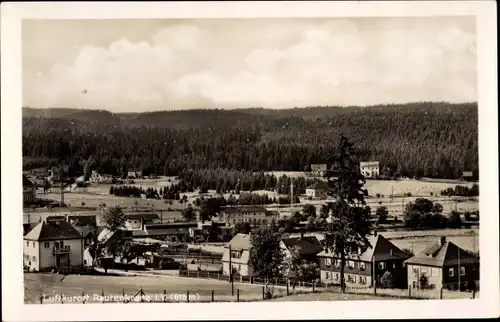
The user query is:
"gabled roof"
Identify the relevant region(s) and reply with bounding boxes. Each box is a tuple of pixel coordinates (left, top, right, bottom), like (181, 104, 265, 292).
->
(146, 228, 189, 236)
(306, 181, 329, 190)
(404, 239, 479, 267)
(317, 234, 410, 262)
(281, 236, 322, 256)
(225, 233, 252, 250)
(360, 161, 380, 167)
(69, 215, 97, 227)
(24, 220, 84, 241)
(74, 225, 94, 238)
(23, 175, 36, 187)
(23, 223, 39, 236)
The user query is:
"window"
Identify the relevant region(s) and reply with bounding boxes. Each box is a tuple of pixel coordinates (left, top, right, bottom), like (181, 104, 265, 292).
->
(44, 242, 49, 248)
(378, 261, 385, 270)
(460, 267, 465, 276)
(335, 259, 341, 267)
(359, 276, 367, 284)
(26, 241, 29, 247)
(412, 267, 419, 274)
(325, 258, 332, 266)
(238, 265, 241, 272)
(347, 275, 355, 283)
(325, 272, 331, 279)
(32, 256, 36, 263)
(84, 260, 87, 265)
(359, 262, 366, 270)
(448, 268, 454, 277)
(393, 262, 396, 269)
(334, 273, 339, 281)
(348, 261, 355, 269)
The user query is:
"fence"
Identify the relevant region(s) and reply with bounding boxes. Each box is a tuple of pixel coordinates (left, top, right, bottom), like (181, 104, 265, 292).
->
(37, 285, 288, 304)
(176, 269, 477, 300)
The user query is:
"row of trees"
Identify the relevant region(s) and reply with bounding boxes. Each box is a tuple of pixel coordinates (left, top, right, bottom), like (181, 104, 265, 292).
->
(23, 103, 478, 180)
(440, 184, 479, 197)
(403, 198, 473, 229)
(109, 186, 160, 199)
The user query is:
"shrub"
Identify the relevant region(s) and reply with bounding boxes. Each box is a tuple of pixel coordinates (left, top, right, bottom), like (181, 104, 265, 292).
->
(376, 193, 381, 198)
(380, 271, 394, 288)
(406, 192, 412, 197)
(419, 273, 429, 289)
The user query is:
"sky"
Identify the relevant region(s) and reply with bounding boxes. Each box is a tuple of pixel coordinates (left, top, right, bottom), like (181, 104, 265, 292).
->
(22, 17, 477, 112)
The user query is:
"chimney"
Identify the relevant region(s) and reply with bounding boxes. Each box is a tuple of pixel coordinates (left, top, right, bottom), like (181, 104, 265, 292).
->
(440, 236, 446, 246)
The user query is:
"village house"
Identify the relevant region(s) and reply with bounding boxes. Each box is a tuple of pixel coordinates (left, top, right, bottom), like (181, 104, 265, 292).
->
(305, 181, 329, 199)
(219, 206, 278, 226)
(280, 234, 323, 264)
(49, 165, 69, 182)
(23, 175, 37, 206)
(404, 237, 479, 291)
(310, 164, 328, 176)
(360, 161, 380, 178)
(124, 212, 160, 231)
(127, 169, 143, 179)
(23, 217, 85, 273)
(222, 233, 257, 278)
(317, 234, 411, 289)
(139, 221, 198, 242)
(461, 171, 475, 181)
(88, 170, 114, 184)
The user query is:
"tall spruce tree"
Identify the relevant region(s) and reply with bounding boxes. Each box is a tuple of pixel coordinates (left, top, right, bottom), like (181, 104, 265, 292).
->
(321, 135, 374, 293)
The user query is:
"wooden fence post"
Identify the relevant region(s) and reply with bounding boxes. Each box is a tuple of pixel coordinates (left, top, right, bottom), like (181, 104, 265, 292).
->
(313, 282, 315, 292)
(262, 286, 265, 300)
(408, 286, 411, 298)
(101, 289, 105, 303)
(82, 291, 86, 304)
(286, 280, 290, 296)
(163, 289, 167, 303)
(40, 294, 43, 304)
(237, 289, 240, 302)
(61, 294, 64, 304)
(440, 287, 443, 300)
(211, 290, 214, 302)
(472, 289, 476, 299)
(187, 291, 190, 303)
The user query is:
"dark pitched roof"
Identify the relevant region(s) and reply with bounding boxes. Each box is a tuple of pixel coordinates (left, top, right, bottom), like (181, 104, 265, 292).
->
(24, 220, 84, 241)
(404, 240, 479, 267)
(23, 223, 38, 236)
(74, 225, 94, 238)
(23, 175, 36, 187)
(306, 181, 329, 190)
(282, 236, 322, 256)
(318, 234, 410, 262)
(125, 213, 159, 220)
(69, 215, 97, 227)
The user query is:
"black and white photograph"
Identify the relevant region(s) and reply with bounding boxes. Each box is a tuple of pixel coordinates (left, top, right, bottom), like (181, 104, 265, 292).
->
(1, 1, 498, 321)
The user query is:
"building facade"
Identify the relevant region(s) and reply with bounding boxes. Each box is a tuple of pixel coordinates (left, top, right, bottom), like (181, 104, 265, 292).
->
(317, 234, 411, 289)
(305, 181, 329, 199)
(360, 161, 380, 178)
(219, 206, 277, 226)
(404, 237, 479, 291)
(23, 218, 84, 273)
(222, 233, 257, 277)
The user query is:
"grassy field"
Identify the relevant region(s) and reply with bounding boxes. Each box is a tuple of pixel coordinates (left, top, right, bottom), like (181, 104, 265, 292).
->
(24, 273, 266, 304)
(269, 292, 403, 301)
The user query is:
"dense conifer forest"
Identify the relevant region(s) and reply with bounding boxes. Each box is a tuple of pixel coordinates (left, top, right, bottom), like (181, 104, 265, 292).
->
(22, 102, 478, 180)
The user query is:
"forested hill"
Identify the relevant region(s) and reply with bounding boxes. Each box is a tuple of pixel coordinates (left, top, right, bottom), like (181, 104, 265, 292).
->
(22, 102, 478, 179)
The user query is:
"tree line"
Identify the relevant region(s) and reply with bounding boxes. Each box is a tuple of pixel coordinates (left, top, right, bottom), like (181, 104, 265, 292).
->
(22, 102, 478, 180)
(440, 184, 479, 197)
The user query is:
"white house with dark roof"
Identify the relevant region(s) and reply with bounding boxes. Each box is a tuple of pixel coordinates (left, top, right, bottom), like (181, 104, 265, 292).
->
(404, 237, 479, 291)
(23, 217, 84, 272)
(360, 161, 380, 178)
(222, 233, 256, 277)
(305, 181, 329, 199)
